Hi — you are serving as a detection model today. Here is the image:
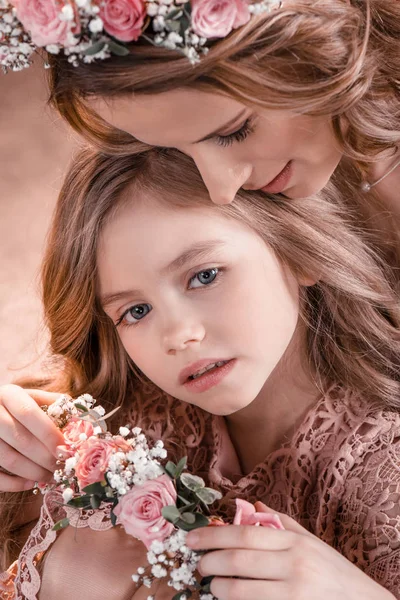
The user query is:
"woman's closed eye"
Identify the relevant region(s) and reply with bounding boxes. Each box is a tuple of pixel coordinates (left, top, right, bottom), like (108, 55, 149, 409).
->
(215, 117, 255, 148)
(116, 303, 152, 327)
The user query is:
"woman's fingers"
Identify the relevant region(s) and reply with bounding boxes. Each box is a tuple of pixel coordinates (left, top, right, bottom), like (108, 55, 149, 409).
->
(187, 524, 296, 552)
(211, 576, 289, 600)
(0, 436, 53, 483)
(1, 385, 65, 457)
(0, 470, 36, 492)
(199, 548, 289, 580)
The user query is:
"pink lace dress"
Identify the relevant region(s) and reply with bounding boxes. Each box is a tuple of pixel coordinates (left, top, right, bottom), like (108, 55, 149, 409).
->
(2, 385, 400, 598)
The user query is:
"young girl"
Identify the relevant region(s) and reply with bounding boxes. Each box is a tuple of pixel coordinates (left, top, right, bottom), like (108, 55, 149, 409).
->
(1, 146, 400, 599)
(2, 0, 400, 499)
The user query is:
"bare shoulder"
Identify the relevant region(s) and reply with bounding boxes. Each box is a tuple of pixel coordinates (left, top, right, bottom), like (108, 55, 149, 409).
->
(38, 524, 148, 600)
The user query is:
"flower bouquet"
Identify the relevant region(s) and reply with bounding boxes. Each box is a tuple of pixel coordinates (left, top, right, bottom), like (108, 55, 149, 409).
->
(39, 394, 283, 600)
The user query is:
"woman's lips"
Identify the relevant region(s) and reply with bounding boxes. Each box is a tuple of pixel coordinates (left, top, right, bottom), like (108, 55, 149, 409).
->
(182, 359, 236, 393)
(260, 161, 293, 194)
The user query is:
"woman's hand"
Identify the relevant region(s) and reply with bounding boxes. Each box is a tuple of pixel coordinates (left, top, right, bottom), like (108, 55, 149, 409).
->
(186, 501, 395, 600)
(0, 384, 65, 492)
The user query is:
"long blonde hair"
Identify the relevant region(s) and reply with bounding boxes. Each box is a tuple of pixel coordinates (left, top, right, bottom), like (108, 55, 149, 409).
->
(1, 145, 400, 569)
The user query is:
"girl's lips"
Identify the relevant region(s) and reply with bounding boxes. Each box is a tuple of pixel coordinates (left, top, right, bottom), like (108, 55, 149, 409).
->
(183, 359, 236, 393)
(261, 161, 293, 194)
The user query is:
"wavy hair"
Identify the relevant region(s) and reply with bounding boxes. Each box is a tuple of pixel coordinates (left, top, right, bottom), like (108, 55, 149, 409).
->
(1, 145, 400, 568)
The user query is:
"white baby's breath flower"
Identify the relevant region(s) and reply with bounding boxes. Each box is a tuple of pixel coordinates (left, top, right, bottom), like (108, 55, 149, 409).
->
(151, 564, 167, 578)
(45, 44, 60, 54)
(89, 17, 104, 33)
(59, 5, 74, 21)
(93, 426, 102, 435)
(62, 488, 74, 503)
(119, 426, 130, 437)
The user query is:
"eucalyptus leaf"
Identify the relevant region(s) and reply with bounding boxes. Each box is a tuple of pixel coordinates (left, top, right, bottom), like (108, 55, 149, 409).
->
(200, 575, 215, 594)
(90, 495, 102, 509)
(74, 403, 89, 412)
(196, 487, 223, 505)
(172, 591, 191, 600)
(165, 8, 183, 20)
(162, 505, 181, 523)
(108, 40, 130, 56)
(82, 40, 107, 56)
(165, 19, 182, 33)
(180, 473, 205, 491)
(110, 509, 117, 526)
(52, 517, 70, 531)
(179, 512, 196, 524)
(82, 482, 106, 496)
(176, 512, 209, 531)
(175, 456, 188, 479)
(66, 496, 92, 509)
(165, 461, 177, 478)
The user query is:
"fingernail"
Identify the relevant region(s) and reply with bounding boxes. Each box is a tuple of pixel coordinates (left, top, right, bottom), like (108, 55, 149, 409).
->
(186, 532, 199, 547)
(24, 480, 36, 490)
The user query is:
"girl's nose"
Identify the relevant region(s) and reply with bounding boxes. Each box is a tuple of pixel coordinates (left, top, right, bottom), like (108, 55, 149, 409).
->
(162, 319, 206, 355)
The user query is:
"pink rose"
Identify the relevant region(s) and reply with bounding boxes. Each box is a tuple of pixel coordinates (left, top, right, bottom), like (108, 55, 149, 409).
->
(74, 437, 117, 489)
(57, 418, 95, 458)
(15, 0, 80, 47)
(113, 475, 177, 549)
(233, 499, 285, 529)
(100, 0, 146, 43)
(191, 0, 250, 39)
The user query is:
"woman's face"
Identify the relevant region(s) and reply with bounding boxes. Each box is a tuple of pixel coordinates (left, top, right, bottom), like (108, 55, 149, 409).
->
(91, 89, 342, 204)
(97, 194, 300, 416)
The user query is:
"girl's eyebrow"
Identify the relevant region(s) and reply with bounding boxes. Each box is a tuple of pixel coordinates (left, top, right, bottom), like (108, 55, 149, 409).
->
(100, 239, 227, 310)
(194, 108, 247, 144)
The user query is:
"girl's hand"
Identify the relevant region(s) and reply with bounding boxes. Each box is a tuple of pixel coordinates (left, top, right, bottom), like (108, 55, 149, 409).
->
(186, 501, 395, 600)
(0, 384, 65, 492)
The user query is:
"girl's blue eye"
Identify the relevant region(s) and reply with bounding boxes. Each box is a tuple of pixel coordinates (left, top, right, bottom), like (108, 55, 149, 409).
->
(189, 268, 219, 289)
(215, 118, 254, 148)
(117, 303, 152, 326)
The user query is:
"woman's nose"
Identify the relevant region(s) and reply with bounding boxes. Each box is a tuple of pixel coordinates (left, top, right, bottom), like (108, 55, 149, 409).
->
(192, 149, 253, 205)
(162, 318, 206, 355)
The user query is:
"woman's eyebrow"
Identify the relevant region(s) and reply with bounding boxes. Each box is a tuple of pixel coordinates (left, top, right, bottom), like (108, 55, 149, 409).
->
(100, 240, 227, 310)
(194, 109, 248, 144)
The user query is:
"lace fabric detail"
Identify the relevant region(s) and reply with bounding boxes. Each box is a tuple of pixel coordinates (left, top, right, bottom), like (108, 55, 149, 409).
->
(3, 385, 400, 598)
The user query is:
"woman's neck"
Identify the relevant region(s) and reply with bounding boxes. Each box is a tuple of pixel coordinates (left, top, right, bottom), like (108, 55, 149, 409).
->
(225, 325, 320, 476)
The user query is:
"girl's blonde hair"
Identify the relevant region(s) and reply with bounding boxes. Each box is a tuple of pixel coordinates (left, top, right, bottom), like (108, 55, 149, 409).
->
(1, 145, 400, 569)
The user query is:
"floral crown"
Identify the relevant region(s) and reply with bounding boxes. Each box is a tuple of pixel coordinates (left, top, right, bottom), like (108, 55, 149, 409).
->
(0, 0, 281, 73)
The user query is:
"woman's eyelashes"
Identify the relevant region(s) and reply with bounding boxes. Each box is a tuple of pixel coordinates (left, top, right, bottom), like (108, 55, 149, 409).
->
(115, 267, 222, 328)
(215, 117, 255, 148)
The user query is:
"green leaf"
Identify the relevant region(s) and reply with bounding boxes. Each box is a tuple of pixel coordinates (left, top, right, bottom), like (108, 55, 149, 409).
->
(196, 487, 223, 505)
(165, 461, 177, 478)
(165, 8, 183, 20)
(66, 496, 92, 509)
(110, 509, 117, 526)
(165, 19, 182, 33)
(90, 495, 102, 509)
(162, 505, 181, 523)
(172, 591, 192, 600)
(82, 482, 106, 496)
(200, 575, 215, 594)
(74, 403, 89, 412)
(180, 473, 205, 492)
(176, 512, 209, 531)
(52, 517, 70, 531)
(175, 457, 187, 479)
(82, 41, 107, 56)
(108, 40, 130, 56)
(179, 512, 196, 524)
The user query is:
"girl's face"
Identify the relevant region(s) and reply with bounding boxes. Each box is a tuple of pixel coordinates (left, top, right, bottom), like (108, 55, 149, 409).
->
(91, 89, 342, 205)
(97, 195, 301, 416)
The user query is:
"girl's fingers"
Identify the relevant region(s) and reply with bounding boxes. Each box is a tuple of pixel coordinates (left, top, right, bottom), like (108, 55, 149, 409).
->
(186, 524, 296, 552)
(199, 548, 289, 580)
(0, 406, 59, 473)
(1, 385, 65, 457)
(0, 437, 54, 483)
(254, 501, 314, 537)
(211, 576, 289, 600)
